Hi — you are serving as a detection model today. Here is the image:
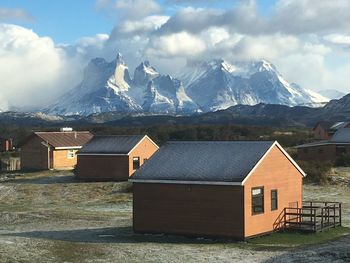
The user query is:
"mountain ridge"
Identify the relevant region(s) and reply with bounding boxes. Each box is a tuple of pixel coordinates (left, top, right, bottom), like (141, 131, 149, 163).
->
(45, 53, 329, 116)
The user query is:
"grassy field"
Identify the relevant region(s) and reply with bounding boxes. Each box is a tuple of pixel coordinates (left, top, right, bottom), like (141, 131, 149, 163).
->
(0, 170, 349, 262)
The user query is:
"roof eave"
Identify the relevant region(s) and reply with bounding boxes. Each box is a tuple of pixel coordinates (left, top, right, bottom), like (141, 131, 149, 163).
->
(241, 141, 306, 185)
(127, 135, 159, 155)
(128, 179, 243, 186)
(77, 153, 128, 156)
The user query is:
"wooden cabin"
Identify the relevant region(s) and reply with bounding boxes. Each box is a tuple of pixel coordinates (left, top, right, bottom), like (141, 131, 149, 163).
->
(75, 135, 159, 181)
(20, 130, 93, 171)
(313, 121, 350, 140)
(0, 138, 13, 152)
(130, 141, 306, 240)
(297, 127, 350, 162)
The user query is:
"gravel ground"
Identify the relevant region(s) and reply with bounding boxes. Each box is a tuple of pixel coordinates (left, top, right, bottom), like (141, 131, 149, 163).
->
(0, 170, 349, 262)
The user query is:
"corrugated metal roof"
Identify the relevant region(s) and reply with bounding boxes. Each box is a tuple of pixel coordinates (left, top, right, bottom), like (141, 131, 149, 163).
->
(35, 131, 93, 148)
(131, 141, 274, 183)
(78, 135, 146, 154)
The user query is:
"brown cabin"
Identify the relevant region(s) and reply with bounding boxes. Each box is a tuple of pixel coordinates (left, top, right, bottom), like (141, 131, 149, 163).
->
(313, 121, 350, 140)
(20, 130, 93, 171)
(0, 138, 13, 152)
(130, 141, 306, 240)
(76, 135, 159, 181)
(297, 127, 350, 163)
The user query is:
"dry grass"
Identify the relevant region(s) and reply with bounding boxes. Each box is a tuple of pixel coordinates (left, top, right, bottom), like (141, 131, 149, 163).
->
(0, 170, 349, 262)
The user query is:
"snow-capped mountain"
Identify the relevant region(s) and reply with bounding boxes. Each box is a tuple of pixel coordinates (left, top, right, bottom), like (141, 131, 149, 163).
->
(46, 53, 329, 116)
(48, 53, 200, 116)
(180, 59, 328, 111)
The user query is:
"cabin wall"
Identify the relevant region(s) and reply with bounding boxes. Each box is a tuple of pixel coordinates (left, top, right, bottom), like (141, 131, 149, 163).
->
(52, 149, 79, 169)
(244, 145, 303, 238)
(20, 136, 49, 170)
(128, 138, 158, 176)
(133, 183, 245, 239)
(313, 125, 331, 140)
(76, 155, 129, 181)
(297, 144, 349, 163)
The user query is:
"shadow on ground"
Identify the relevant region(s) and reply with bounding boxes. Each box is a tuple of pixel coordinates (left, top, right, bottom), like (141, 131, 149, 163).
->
(5, 175, 78, 185)
(2, 226, 240, 244)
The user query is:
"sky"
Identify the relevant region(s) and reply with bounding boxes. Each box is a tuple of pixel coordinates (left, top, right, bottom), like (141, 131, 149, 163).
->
(0, 0, 350, 110)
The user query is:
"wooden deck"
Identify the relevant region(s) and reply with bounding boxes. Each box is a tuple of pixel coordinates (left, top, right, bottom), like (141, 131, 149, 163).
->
(283, 201, 342, 232)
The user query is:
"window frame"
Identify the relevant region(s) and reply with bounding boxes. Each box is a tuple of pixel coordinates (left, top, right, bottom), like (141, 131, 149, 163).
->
(133, 156, 140, 170)
(67, 149, 75, 159)
(271, 189, 278, 211)
(251, 186, 264, 215)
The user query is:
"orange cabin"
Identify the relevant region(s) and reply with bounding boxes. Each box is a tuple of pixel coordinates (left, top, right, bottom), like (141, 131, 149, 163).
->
(130, 140, 306, 240)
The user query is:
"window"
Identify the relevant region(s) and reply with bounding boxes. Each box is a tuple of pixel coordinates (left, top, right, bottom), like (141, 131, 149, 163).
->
(133, 157, 140, 170)
(271, 190, 278, 211)
(67, 149, 75, 159)
(318, 148, 324, 154)
(252, 187, 264, 215)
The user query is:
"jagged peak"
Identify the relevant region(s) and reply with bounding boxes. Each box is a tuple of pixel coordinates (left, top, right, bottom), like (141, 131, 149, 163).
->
(253, 59, 277, 72)
(115, 52, 125, 65)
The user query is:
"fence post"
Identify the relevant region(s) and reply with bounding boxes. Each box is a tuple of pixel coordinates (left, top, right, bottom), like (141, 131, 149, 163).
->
(339, 203, 342, 226)
(321, 208, 323, 230)
(314, 209, 317, 232)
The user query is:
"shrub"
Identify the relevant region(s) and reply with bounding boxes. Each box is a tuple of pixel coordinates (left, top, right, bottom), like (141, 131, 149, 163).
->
(335, 154, 350, 167)
(298, 161, 332, 185)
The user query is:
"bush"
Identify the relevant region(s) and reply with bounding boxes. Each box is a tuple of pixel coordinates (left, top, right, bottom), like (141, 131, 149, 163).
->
(299, 161, 332, 185)
(335, 154, 350, 167)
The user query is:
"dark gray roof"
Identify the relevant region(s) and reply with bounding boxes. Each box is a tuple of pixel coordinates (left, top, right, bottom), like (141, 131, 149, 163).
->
(330, 128, 350, 143)
(78, 135, 146, 154)
(296, 127, 350, 148)
(131, 141, 275, 183)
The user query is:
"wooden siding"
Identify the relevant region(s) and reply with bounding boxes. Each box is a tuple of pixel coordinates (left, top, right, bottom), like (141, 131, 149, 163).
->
(133, 183, 245, 239)
(128, 137, 159, 176)
(313, 124, 331, 140)
(244, 145, 303, 238)
(52, 149, 79, 169)
(20, 136, 49, 170)
(76, 155, 129, 181)
(76, 136, 158, 181)
(297, 144, 348, 163)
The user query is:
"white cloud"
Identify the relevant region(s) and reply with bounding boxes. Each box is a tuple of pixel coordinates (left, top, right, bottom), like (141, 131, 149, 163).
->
(111, 15, 169, 37)
(0, 8, 33, 22)
(96, 0, 161, 19)
(146, 31, 206, 58)
(0, 24, 82, 110)
(324, 34, 350, 45)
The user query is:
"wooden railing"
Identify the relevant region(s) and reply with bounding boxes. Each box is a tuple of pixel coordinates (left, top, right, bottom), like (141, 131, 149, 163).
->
(0, 157, 20, 171)
(283, 201, 342, 232)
